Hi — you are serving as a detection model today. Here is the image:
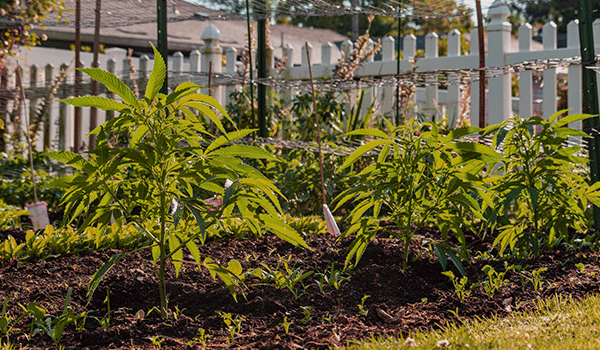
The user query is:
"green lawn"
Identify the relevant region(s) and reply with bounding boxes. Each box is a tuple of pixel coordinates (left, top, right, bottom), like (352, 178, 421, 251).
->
(347, 294, 600, 349)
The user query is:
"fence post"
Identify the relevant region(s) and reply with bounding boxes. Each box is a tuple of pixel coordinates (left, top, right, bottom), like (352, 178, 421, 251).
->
(225, 47, 237, 106)
(44, 64, 55, 150)
(424, 32, 439, 121)
(543, 21, 558, 119)
(404, 34, 417, 120)
(519, 23, 533, 120)
(28, 64, 40, 151)
(447, 29, 461, 127)
(58, 63, 70, 151)
(486, 0, 512, 125)
(381, 36, 395, 117)
(139, 54, 149, 79)
(106, 59, 116, 122)
(139, 54, 149, 89)
(172, 51, 184, 86)
(470, 27, 481, 127)
(567, 20, 583, 131)
(282, 44, 294, 105)
(301, 42, 312, 67)
(122, 57, 131, 91)
(201, 24, 223, 104)
(322, 42, 333, 67)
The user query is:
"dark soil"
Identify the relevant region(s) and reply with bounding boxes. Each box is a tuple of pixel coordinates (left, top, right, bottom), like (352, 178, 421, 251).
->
(1, 227, 600, 349)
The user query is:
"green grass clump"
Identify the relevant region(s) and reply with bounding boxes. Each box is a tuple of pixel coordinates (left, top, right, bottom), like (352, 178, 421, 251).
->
(346, 294, 600, 349)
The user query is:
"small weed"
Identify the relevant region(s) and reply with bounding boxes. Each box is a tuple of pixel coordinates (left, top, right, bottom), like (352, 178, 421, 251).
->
(279, 316, 292, 335)
(314, 262, 352, 293)
(530, 267, 547, 291)
(193, 328, 211, 348)
(441, 271, 478, 302)
(0, 296, 28, 341)
(254, 255, 313, 298)
(21, 287, 86, 344)
(575, 263, 586, 274)
(447, 307, 460, 320)
(300, 306, 313, 324)
(358, 295, 370, 316)
(147, 335, 164, 348)
(217, 311, 244, 344)
(481, 265, 509, 299)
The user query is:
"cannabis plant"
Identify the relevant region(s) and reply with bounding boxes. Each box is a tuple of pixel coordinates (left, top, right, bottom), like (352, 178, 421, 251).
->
(334, 119, 499, 270)
(489, 111, 600, 256)
(49, 46, 308, 317)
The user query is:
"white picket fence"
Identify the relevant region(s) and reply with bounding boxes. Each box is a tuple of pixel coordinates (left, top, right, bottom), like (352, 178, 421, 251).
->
(0, 0, 598, 152)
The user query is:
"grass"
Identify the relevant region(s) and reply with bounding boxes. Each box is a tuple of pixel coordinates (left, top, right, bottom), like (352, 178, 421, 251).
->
(346, 294, 600, 349)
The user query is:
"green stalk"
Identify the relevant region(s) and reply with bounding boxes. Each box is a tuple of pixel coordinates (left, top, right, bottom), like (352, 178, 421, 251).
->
(158, 190, 168, 318)
(403, 162, 416, 271)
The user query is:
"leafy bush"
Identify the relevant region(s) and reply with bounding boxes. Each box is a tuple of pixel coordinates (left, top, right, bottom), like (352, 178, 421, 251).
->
(224, 88, 286, 136)
(489, 111, 600, 256)
(49, 45, 308, 318)
(0, 152, 64, 219)
(0, 200, 28, 230)
(258, 146, 363, 216)
(334, 119, 499, 270)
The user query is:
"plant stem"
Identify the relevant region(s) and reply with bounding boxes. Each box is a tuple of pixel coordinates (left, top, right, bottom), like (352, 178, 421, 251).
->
(159, 190, 168, 318)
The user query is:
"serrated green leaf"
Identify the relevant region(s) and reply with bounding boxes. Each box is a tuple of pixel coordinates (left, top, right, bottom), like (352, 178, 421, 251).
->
(205, 129, 255, 154)
(145, 44, 167, 101)
(87, 251, 128, 305)
(46, 151, 89, 171)
(79, 68, 140, 110)
(58, 96, 130, 112)
(447, 142, 503, 160)
(442, 126, 481, 143)
(258, 214, 310, 249)
(552, 112, 592, 128)
(210, 144, 275, 159)
(169, 235, 183, 278)
(340, 139, 388, 170)
(345, 128, 390, 140)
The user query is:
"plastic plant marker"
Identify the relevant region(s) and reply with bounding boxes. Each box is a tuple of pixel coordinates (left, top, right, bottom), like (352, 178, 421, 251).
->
(323, 204, 341, 237)
(26, 202, 50, 231)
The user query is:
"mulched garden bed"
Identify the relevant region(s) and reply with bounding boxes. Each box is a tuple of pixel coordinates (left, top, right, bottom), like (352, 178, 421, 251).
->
(1, 226, 599, 349)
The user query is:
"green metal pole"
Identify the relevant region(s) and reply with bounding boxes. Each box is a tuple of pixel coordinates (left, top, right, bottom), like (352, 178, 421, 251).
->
(245, 0, 256, 132)
(257, 14, 267, 137)
(157, 0, 168, 94)
(578, 0, 600, 230)
(395, 2, 402, 126)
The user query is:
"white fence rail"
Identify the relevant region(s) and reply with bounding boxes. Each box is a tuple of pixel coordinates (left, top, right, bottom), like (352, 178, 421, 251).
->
(0, 0, 598, 152)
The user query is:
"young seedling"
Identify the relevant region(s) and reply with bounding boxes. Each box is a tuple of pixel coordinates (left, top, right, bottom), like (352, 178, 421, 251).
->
(147, 335, 165, 348)
(300, 306, 313, 324)
(0, 296, 28, 341)
(21, 288, 87, 344)
(481, 265, 509, 299)
(279, 316, 292, 335)
(193, 328, 211, 348)
(255, 256, 313, 298)
(217, 311, 244, 344)
(358, 295, 370, 316)
(529, 267, 548, 291)
(314, 262, 352, 293)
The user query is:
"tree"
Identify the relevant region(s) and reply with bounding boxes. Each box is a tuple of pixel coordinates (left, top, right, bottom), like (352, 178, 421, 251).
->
(0, 0, 66, 67)
(277, 0, 472, 38)
(511, 0, 600, 34)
